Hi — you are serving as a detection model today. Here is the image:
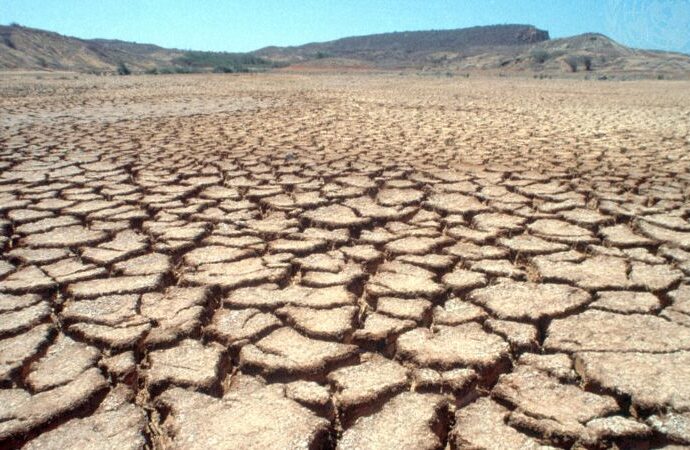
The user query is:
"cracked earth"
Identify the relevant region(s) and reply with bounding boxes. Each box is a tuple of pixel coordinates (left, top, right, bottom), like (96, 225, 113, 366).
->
(1, 73, 690, 449)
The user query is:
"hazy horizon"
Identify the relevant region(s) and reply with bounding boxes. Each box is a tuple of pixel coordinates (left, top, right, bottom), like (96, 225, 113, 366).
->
(4, 0, 690, 54)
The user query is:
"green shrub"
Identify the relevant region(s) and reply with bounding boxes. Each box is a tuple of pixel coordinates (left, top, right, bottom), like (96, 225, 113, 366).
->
(531, 50, 549, 64)
(581, 56, 592, 71)
(116, 62, 131, 75)
(564, 56, 578, 72)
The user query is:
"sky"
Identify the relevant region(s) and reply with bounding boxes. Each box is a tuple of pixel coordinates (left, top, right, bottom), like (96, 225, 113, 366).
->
(2, 0, 690, 54)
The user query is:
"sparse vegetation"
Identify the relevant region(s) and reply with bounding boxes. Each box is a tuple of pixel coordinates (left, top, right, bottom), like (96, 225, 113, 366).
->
(172, 51, 274, 71)
(116, 62, 131, 75)
(564, 55, 593, 72)
(564, 55, 579, 72)
(582, 56, 592, 71)
(531, 50, 550, 64)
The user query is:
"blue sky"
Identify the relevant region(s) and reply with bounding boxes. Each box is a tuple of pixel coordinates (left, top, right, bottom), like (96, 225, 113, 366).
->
(3, 0, 689, 53)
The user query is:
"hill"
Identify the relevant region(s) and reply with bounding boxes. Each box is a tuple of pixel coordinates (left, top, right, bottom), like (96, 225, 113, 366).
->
(441, 33, 690, 78)
(0, 24, 277, 73)
(254, 24, 549, 65)
(255, 25, 690, 78)
(1, 23, 689, 78)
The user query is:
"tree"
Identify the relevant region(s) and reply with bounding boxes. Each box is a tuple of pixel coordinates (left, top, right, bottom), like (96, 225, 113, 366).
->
(564, 56, 578, 72)
(116, 62, 131, 75)
(581, 56, 592, 71)
(531, 50, 549, 64)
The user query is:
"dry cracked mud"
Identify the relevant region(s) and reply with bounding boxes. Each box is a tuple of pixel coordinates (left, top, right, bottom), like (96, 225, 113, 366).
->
(1, 72, 689, 448)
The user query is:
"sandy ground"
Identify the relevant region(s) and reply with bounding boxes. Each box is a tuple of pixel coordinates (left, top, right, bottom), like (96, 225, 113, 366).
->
(1, 72, 690, 449)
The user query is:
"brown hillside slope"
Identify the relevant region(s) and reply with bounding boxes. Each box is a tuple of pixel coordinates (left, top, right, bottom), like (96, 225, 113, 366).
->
(0, 25, 182, 72)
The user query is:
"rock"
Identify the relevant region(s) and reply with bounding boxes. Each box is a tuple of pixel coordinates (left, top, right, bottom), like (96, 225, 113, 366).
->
(413, 367, 477, 394)
(444, 242, 509, 260)
(146, 339, 224, 392)
(601, 224, 654, 247)
(156, 385, 330, 449)
(225, 284, 355, 309)
(585, 416, 651, 441)
(426, 193, 489, 214)
(353, 313, 416, 344)
(69, 322, 151, 350)
(61, 294, 147, 327)
(591, 291, 661, 314)
(470, 259, 525, 278)
(498, 234, 569, 254)
(0, 293, 41, 313)
(517, 353, 576, 381)
(545, 310, 690, 353)
(367, 262, 445, 299)
(21, 225, 107, 248)
(269, 238, 327, 255)
(450, 397, 553, 449)
(0, 301, 51, 337)
(338, 392, 448, 450)
(469, 280, 591, 322)
(328, 354, 409, 420)
(276, 305, 357, 340)
(301, 263, 365, 287)
(294, 252, 345, 273)
(534, 255, 632, 290)
(183, 245, 255, 266)
(442, 268, 487, 291)
(100, 352, 136, 379)
(140, 286, 208, 346)
(182, 257, 289, 289)
(648, 412, 690, 444)
(396, 254, 455, 270)
(493, 366, 619, 440)
(385, 236, 450, 255)
(42, 257, 106, 284)
(239, 327, 358, 378)
(81, 230, 148, 265)
(623, 247, 666, 264)
(67, 274, 163, 299)
(375, 297, 432, 322)
(560, 208, 611, 227)
(0, 368, 108, 441)
(0, 324, 54, 381)
(432, 298, 487, 326)
(638, 222, 690, 250)
(206, 308, 281, 347)
(26, 334, 100, 392)
(303, 204, 370, 228)
(528, 219, 596, 244)
(396, 323, 509, 370)
(485, 319, 538, 351)
(23, 392, 147, 450)
(112, 252, 171, 275)
(629, 262, 683, 291)
(641, 214, 690, 232)
(377, 188, 424, 206)
(473, 212, 526, 231)
(0, 266, 56, 293)
(575, 351, 690, 412)
(6, 248, 69, 265)
(284, 380, 332, 414)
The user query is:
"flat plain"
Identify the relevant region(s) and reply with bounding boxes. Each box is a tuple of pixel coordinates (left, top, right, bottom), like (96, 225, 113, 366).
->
(1, 72, 690, 449)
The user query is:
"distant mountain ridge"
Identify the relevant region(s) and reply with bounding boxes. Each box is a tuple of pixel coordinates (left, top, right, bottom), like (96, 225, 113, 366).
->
(0, 24, 276, 73)
(254, 24, 549, 62)
(1, 23, 689, 78)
